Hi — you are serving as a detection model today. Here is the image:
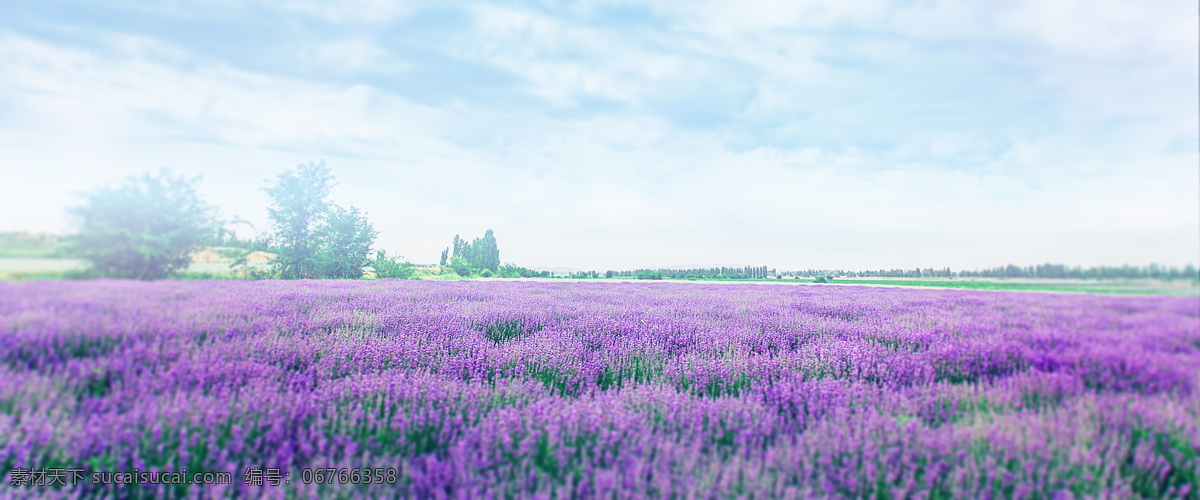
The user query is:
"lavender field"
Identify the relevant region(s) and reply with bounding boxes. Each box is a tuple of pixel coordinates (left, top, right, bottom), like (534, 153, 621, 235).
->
(2, 280, 1198, 499)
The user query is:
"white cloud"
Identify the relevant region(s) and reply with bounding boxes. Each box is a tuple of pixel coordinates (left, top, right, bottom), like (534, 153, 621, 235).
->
(0, 2, 1196, 270)
(272, 0, 418, 23)
(997, 1, 1196, 62)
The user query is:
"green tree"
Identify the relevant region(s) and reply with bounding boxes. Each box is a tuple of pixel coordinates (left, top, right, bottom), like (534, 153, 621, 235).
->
(69, 169, 217, 280)
(264, 161, 335, 279)
(477, 229, 500, 271)
(315, 205, 378, 279)
(452, 235, 466, 261)
(448, 229, 501, 272)
(635, 270, 663, 280)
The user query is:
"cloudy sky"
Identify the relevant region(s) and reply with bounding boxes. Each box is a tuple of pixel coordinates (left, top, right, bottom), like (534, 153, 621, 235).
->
(1, 0, 1196, 271)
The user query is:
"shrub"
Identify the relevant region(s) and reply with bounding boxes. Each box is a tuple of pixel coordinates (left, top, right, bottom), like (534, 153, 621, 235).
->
(450, 256, 472, 277)
(372, 251, 417, 280)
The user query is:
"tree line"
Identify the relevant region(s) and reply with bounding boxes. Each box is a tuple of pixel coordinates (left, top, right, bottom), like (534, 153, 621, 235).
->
(593, 264, 1198, 281)
(54, 165, 1200, 282)
(65, 162, 550, 281)
(956, 263, 1198, 281)
(779, 268, 954, 278)
(778, 265, 1197, 280)
(67, 163, 402, 280)
(604, 266, 775, 280)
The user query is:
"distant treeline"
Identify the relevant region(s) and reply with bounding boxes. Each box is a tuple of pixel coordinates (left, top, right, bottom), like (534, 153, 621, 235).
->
(604, 266, 774, 280)
(596, 263, 1199, 281)
(827, 264, 1197, 280)
(956, 263, 1198, 281)
(787, 268, 954, 278)
(0, 232, 75, 258)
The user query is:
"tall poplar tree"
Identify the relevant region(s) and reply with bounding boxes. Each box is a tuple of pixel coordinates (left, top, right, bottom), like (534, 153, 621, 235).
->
(478, 229, 499, 271)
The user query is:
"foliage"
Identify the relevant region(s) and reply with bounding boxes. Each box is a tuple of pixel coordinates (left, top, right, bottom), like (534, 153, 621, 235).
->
(601, 264, 1199, 283)
(779, 264, 1200, 281)
(495, 264, 548, 278)
(315, 205, 378, 279)
(68, 169, 217, 280)
(264, 161, 336, 279)
(475, 230, 500, 272)
(433, 248, 547, 278)
(371, 250, 417, 280)
(957, 263, 1200, 281)
(212, 220, 273, 252)
(610, 266, 773, 280)
(634, 270, 663, 280)
(449, 256, 472, 277)
(816, 279, 1199, 295)
(263, 161, 383, 280)
(450, 230, 500, 272)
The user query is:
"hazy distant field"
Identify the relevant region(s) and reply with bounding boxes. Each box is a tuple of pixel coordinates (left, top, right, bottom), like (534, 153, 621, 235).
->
(0, 258, 271, 281)
(2, 280, 1197, 498)
(0, 258, 86, 273)
(3, 259, 1195, 302)
(507, 276, 1200, 296)
(811, 277, 1200, 295)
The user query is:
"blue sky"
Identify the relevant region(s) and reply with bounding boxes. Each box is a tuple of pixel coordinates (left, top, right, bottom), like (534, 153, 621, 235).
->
(1, 0, 1196, 270)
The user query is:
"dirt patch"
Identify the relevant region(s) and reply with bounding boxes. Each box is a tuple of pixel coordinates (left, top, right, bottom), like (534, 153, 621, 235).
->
(189, 248, 227, 263)
(188, 248, 275, 265)
(245, 251, 275, 265)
